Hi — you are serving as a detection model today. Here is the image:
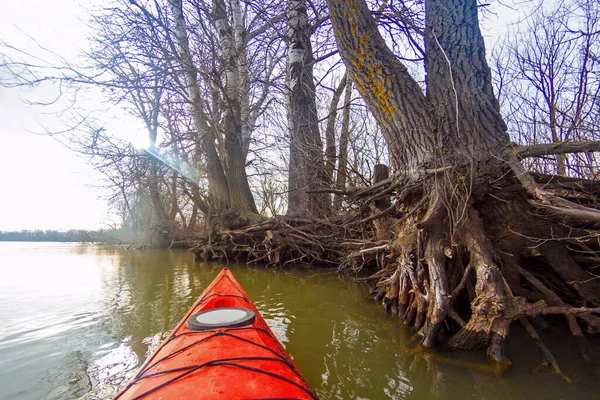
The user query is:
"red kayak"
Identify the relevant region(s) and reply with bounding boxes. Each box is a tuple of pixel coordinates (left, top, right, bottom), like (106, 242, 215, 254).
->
(115, 268, 317, 399)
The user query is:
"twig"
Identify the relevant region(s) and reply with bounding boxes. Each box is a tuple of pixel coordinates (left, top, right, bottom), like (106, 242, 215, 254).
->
(432, 30, 460, 137)
(348, 244, 389, 258)
(347, 204, 397, 226)
(391, 196, 428, 228)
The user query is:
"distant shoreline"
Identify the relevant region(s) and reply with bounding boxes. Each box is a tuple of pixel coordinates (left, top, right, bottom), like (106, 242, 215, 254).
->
(0, 229, 125, 243)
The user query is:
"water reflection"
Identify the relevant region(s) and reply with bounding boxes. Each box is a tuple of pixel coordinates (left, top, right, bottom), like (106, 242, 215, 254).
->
(79, 338, 139, 400)
(0, 243, 599, 400)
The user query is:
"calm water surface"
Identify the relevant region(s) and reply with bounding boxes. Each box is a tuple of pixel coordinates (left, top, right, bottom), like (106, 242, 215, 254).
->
(0, 242, 599, 399)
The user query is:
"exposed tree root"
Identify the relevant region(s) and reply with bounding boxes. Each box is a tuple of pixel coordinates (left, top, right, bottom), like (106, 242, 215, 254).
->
(191, 214, 380, 270)
(358, 167, 600, 371)
(191, 168, 600, 373)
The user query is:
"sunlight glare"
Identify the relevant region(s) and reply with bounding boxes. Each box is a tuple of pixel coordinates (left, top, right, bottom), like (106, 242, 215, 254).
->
(128, 132, 150, 150)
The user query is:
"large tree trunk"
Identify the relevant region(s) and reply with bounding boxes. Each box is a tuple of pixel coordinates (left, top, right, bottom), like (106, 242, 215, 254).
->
(327, 0, 600, 365)
(286, 0, 331, 218)
(422, 0, 514, 356)
(212, 0, 258, 213)
(169, 0, 231, 211)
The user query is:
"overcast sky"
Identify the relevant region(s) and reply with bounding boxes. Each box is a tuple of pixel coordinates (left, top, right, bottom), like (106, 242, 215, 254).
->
(0, 0, 113, 231)
(0, 0, 531, 232)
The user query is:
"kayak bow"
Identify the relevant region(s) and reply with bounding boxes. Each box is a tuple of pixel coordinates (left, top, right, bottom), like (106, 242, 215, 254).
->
(115, 268, 317, 399)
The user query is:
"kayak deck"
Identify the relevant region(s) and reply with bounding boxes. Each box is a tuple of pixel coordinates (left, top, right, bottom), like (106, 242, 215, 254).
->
(115, 269, 317, 399)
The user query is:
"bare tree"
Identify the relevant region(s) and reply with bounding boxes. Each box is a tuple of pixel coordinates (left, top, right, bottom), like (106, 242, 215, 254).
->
(494, 0, 600, 178)
(166, 0, 233, 210)
(327, 0, 600, 365)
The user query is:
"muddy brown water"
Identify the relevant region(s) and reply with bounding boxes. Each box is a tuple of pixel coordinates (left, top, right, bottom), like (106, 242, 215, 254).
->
(0, 242, 599, 399)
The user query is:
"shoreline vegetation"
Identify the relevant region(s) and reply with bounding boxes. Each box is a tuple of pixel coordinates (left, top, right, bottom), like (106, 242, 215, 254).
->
(0, 229, 133, 244)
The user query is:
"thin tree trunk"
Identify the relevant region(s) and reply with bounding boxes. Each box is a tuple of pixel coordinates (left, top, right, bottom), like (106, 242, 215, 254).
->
(169, 173, 179, 221)
(229, 0, 252, 160)
(550, 106, 567, 175)
(333, 78, 352, 213)
(324, 73, 347, 187)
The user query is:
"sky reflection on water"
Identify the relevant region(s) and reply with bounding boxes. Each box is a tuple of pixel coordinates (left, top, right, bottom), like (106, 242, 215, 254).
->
(0, 242, 599, 400)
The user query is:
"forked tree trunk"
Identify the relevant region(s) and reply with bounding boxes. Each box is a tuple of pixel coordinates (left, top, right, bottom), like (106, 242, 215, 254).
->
(327, 0, 600, 364)
(286, 0, 331, 218)
(134, 78, 173, 246)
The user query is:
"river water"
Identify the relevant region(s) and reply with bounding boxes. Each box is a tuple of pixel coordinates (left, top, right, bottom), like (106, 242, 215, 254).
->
(0, 242, 599, 399)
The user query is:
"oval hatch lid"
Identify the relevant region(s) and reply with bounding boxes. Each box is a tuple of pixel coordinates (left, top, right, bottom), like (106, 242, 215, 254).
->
(186, 307, 255, 330)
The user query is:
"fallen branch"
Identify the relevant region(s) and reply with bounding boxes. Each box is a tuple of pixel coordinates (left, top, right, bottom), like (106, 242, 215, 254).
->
(515, 140, 600, 159)
(306, 188, 356, 195)
(508, 152, 600, 223)
(543, 306, 600, 315)
(347, 204, 396, 226)
(530, 200, 600, 223)
(531, 173, 600, 195)
(348, 174, 398, 198)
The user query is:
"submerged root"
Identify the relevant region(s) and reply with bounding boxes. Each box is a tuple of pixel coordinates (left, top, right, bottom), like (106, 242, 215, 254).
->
(366, 178, 600, 370)
(520, 316, 572, 383)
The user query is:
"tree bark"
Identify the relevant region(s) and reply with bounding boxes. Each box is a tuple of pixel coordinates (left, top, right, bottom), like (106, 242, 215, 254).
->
(169, 0, 231, 211)
(286, 0, 331, 218)
(424, 0, 509, 162)
(328, 0, 436, 175)
(212, 0, 258, 213)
